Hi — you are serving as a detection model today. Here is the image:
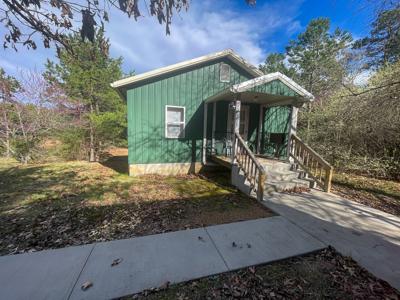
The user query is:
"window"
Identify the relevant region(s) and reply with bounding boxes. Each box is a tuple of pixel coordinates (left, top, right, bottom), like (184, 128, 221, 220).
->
(165, 105, 185, 138)
(220, 63, 231, 82)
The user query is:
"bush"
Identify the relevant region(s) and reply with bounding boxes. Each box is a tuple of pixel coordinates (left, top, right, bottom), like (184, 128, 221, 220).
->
(58, 127, 87, 160)
(298, 62, 400, 180)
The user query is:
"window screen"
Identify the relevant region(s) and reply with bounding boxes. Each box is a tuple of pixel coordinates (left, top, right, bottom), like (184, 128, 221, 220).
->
(220, 63, 231, 82)
(165, 106, 185, 138)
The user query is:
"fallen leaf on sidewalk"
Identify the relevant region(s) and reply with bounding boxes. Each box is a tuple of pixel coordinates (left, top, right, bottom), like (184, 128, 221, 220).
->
(111, 258, 123, 267)
(81, 281, 93, 291)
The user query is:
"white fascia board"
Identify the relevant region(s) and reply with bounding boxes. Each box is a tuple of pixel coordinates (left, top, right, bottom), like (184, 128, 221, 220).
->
(230, 72, 315, 100)
(227, 51, 263, 77)
(111, 49, 263, 88)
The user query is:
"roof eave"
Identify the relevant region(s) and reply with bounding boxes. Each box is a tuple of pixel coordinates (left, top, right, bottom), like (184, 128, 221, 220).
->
(111, 49, 263, 89)
(231, 72, 315, 101)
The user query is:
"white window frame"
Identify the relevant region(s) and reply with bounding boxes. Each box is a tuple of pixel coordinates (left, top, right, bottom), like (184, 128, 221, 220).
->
(165, 105, 186, 139)
(220, 63, 231, 83)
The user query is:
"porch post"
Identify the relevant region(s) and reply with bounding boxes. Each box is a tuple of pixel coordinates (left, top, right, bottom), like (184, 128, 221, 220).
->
(202, 102, 208, 165)
(211, 102, 216, 154)
(231, 94, 241, 164)
(287, 106, 298, 161)
(256, 104, 263, 154)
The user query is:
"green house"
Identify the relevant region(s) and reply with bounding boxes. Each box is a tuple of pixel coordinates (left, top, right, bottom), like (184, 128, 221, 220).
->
(112, 50, 315, 179)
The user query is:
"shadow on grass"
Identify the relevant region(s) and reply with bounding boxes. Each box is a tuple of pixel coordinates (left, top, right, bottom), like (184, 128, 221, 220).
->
(333, 179, 400, 201)
(0, 162, 273, 255)
(0, 192, 271, 255)
(100, 155, 129, 174)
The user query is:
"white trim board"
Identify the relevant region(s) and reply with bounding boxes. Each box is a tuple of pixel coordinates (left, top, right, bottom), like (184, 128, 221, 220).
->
(165, 105, 186, 139)
(111, 49, 263, 88)
(231, 72, 314, 100)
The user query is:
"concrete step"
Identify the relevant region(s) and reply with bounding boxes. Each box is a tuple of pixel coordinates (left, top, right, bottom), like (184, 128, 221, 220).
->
(265, 170, 302, 182)
(264, 178, 312, 194)
(233, 158, 315, 197)
(259, 159, 293, 172)
(257, 158, 316, 195)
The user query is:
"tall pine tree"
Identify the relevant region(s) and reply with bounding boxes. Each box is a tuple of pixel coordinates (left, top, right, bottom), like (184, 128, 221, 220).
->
(45, 29, 126, 161)
(285, 18, 352, 142)
(286, 18, 352, 99)
(354, 7, 400, 69)
(259, 53, 297, 78)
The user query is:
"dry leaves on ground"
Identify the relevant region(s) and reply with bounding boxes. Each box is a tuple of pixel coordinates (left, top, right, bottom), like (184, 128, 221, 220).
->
(126, 247, 400, 300)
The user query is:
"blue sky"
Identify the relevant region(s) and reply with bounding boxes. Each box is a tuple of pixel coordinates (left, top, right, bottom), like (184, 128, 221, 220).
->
(0, 0, 375, 78)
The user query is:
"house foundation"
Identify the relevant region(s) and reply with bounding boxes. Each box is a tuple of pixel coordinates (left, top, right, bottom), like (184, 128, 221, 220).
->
(129, 162, 203, 176)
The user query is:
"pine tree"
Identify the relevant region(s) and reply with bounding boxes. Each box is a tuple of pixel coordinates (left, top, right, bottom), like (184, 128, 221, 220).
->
(286, 18, 352, 98)
(45, 29, 126, 161)
(259, 53, 297, 78)
(0, 68, 20, 158)
(353, 8, 400, 69)
(285, 18, 352, 142)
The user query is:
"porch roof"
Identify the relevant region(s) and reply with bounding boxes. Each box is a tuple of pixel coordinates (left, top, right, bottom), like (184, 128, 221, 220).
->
(205, 72, 314, 107)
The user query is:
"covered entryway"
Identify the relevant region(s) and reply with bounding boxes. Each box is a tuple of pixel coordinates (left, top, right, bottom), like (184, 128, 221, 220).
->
(201, 73, 333, 200)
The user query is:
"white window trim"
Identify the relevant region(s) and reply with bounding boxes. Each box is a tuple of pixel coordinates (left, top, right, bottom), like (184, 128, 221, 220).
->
(220, 63, 231, 83)
(165, 105, 186, 139)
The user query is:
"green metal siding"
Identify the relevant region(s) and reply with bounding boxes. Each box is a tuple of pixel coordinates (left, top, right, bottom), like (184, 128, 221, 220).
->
(246, 103, 260, 152)
(127, 59, 253, 164)
(249, 80, 299, 97)
(260, 106, 291, 159)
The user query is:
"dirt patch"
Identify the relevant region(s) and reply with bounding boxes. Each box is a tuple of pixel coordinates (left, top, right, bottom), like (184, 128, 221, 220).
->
(123, 247, 400, 300)
(0, 159, 273, 256)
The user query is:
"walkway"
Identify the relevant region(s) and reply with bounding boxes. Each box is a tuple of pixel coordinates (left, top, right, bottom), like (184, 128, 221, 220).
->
(0, 216, 324, 300)
(263, 190, 400, 290)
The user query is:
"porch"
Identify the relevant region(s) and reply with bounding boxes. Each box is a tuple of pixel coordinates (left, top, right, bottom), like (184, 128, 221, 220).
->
(201, 73, 333, 200)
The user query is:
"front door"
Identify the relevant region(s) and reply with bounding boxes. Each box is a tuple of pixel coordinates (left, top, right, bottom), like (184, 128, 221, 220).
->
(227, 104, 250, 140)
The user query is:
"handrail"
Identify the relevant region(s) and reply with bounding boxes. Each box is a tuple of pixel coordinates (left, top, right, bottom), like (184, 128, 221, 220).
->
(289, 134, 333, 192)
(233, 132, 266, 201)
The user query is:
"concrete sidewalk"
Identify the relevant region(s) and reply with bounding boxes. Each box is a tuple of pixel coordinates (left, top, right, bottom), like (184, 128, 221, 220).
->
(263, 190, 400, 290)
(0, 216, 324, 300)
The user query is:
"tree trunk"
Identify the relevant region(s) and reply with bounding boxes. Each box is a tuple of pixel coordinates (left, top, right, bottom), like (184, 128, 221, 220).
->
(5, 137, 10, 158)
(89, 103, 96, 162)
(2, 109, 11, 158)
(89, 125, 95, 162)
(22, 153, 30, 165)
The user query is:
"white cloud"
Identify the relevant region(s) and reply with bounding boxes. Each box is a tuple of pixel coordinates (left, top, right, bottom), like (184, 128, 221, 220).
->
(0, 0, 303, 77)
(0, 58, 18, 73)
(0, 43, 54, 77)
(106, 0, 303, 73)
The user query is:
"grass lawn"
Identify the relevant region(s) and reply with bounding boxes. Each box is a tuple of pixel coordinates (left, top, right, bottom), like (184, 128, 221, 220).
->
(122, 247, 399, 299)
(0, 158, 273, 256)
(333, 172, 400, 216)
